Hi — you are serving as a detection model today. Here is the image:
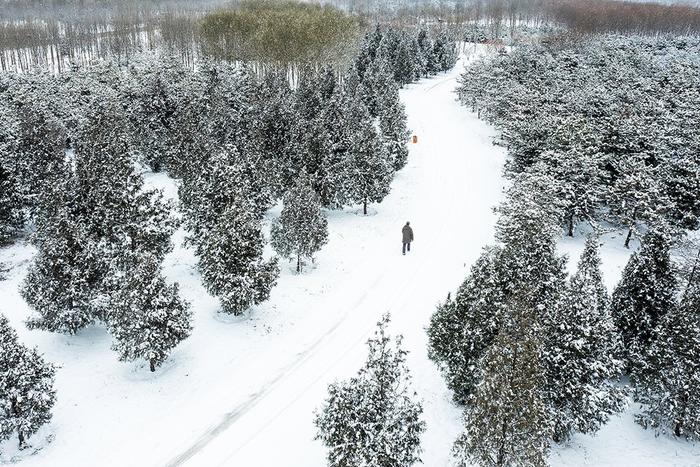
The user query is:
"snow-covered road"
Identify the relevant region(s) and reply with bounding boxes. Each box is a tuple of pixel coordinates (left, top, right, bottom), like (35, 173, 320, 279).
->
(167, 49, 507, 467)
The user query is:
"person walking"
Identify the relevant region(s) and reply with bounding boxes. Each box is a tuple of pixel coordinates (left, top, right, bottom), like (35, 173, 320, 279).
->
(402, 222, 414, 255)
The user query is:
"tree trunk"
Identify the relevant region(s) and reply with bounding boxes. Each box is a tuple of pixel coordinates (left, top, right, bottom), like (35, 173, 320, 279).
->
(296, 254, 301, 273)
(624, 227, 634, 249)
(675, 393, 688, 437)
(12, 400, 25, 449)
(624, 208, 638, 249)
(363, 199, 368, 215)
(150, 359, 156, 372)
(686, 249, 700, 296)
(567, 213, 574, 237)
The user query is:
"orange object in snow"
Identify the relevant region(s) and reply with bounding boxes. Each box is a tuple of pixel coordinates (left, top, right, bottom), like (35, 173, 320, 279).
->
(412, 135, 418, 144)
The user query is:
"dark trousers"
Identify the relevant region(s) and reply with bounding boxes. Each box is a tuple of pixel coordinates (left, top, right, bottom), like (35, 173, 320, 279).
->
(403, 242, 411, 254)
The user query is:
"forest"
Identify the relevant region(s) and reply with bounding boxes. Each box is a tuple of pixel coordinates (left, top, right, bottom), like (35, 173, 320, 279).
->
(1, 0, 700, 465)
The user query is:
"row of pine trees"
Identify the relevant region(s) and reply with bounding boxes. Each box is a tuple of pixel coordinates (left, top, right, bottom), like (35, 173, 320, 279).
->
(0, 26, 457, 450)
(429, 170, 700, 465)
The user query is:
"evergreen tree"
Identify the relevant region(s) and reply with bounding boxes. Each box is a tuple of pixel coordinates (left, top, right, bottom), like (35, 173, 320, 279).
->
(428, 171, 566, 404)
(251, 70, 294, 199)
(315, 314, 426, 467)
(108, 255, 192, 372)
(430, 30, 458, 73)
(344, 98, 393, 215)
(180, 149, 270, 239)
(354, 25, 383, 81)
(541, 236, 625, 442)
(415, 29, 433, 78)
(66, 103, 177, 269)
(606, 156, 670, 248)
(316, 85, 352, 208)
(537, 146, 604, 237)
(23, 104, 176, 333)
(22, 184, 100, 334)
(360, 56, 395, 118)
(634, 257, 700, 440)
(6, 90, 67, 217)
(0, 315, 56, 448)
(427, 246, 509, 403)
(611, 230, 677, 372)
(271, 175, 328, 273)
(197, 202, 279, 315)
(393, 35, 420, 85)
(374, 64, 410, 171)
(0, 159, 22, 245)
(180, 146, 278, 316)
(127, 57, 194, 173)
(453, 292, 550, 467)
(377, 28, 401, 84)
(660, 153, 700, 231)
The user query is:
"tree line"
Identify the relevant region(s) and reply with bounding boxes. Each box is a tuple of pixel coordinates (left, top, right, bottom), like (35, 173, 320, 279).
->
(0, 0, 461, 75)
(458, 34, 700, 246)
(415, 31, 700, 466)
(0, 25, 456, 449)
(426, 171, 700, 464)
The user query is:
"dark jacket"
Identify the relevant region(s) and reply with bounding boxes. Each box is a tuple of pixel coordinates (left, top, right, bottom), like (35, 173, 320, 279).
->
(402, 224, 414, 243)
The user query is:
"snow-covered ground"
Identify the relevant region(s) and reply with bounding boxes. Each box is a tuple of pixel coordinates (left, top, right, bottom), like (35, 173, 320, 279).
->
(1, 47, 698, 466)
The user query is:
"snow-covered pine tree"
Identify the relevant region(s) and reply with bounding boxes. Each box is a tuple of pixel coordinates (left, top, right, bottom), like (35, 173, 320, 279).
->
(0, 314, 56, 448)
(316, 65, 337, 103)
(23, 103, 176, 333)
(0, 159, 22, 245)
(197, 201, 279, 315)
(428, 169, 566, 404)
(6, 86, 67, 217)
(251, 70, 294, 199)
(180, 148, 270, 240)
(660, 153, 700, 231)
(606, 156, 670, 248)
(493, 168, 568, 313)
(430, 30, 458, 73)
(541, 235, 625, 442)
(22, 183, 100, 334)
(359, 56, 394, 118)
(611, 229, 677, 373)
(127, 57, 192, 173)
(314, 314, 426, 467)
(371, 60, 410, 172)
(427, 246, 509, 403)
(453, 292, 550, 467)
(271, 175, 328, 273)
(377, 28, 401, 84)
(537, 146, 604, 237)
(393, 34, 420, 85)
(71, 103, 177, 266)
(416, 29, 433, 78)
(108, 254, 191, 372)
(344, 97, 393, 215)
(0, 103, 22, 244)
(634, 262, 700, 440)
(354, 25, 383, 81)
(316, 85, 352, 208)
